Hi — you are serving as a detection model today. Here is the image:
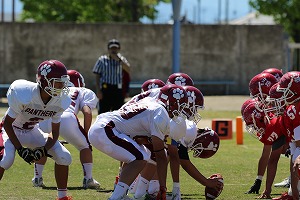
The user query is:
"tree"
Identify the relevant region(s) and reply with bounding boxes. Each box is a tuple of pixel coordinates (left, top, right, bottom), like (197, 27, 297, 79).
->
(19, 0, 171, 23)
(249, 0, 300, 42)
(250, 0, 300, 70)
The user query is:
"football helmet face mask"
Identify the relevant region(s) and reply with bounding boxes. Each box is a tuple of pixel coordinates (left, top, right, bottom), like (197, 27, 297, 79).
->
(157, 84, 188, 122)
(277, 71, 300, 105)
(262, 68, 283, 82)
(166, 72, 194, 86)
(182, 86, 204, 124)
(67, 70, 85, 87)
(190, 128, 220, 159)
(36, 60, 69, 98)
(264, 83, 285, 119)
(249, 72, 278, 111)
(242, 101, 266, 140)
(141, 79, 165, 92)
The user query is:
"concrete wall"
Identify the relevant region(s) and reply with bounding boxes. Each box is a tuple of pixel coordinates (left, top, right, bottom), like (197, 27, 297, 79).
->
(0, 23, 287, 96)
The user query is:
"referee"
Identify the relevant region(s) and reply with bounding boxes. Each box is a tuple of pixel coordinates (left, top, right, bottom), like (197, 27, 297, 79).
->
(93, 39, 131, 114)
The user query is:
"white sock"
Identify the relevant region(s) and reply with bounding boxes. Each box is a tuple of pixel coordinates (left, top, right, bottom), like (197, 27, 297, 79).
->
(148, 180, 160, 195)
(110, 182, 129, 199)
(57, 188, 67, 198)
(256, 176, 263, 181)
(82, 163, 93, 179)
(129, 174, 141, 194)
(34, 163, 44, 179)
(134, 177, 149, 198)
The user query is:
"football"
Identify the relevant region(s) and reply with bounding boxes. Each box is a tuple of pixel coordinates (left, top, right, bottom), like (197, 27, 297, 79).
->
(205, 173, 224, 200)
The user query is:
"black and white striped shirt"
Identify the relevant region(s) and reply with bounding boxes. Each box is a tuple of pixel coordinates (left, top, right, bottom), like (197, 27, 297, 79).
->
(92, 54, 129, 86)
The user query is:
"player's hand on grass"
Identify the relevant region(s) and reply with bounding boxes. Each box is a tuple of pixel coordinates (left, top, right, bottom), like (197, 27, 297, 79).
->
(245, 179, 261, 194)
(256, 190, 272, 199)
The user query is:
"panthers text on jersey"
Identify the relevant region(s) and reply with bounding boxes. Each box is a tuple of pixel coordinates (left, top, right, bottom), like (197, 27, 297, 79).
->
(4, 79, 71, 130)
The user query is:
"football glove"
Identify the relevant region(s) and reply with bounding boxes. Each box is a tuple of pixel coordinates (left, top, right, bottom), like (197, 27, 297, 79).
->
(245, 179, 261, 194)
(32, 146, 52, 160)
(156, 186, 167, 200)
(17, 147, 34, 164)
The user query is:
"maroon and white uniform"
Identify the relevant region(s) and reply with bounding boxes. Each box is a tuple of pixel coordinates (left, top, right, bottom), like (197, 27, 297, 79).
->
(178, 120, 197, 149)
(39, 87, 97, 150)
(0, 80, 72, 169)
(88, 97, 170, 163)
(122, 88, 160, 108)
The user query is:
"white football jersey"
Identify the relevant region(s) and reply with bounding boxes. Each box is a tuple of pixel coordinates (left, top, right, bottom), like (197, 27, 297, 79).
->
(95, 97, 170, 140)
(66, 87, 98, 114)
(179, 120, 197, 149)
(5, 79, 71, 130)
(122, 88, 160, 108)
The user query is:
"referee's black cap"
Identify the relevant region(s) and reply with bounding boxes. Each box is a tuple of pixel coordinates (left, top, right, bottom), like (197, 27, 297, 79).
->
(108, 39, 120, 49)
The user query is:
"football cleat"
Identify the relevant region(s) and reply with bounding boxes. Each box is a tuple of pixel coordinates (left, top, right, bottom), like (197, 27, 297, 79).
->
(32, 177, 46, 187)
(82, 178, 100, 189)
(274, 177, 290, 188)
(272, 192, 293, 200)
(55, 196, 73, 200)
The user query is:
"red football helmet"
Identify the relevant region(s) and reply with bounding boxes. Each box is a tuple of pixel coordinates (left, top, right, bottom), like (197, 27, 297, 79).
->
(166, 72, 194, 86)
(277, 71, 300, 105)
(67, 70, 85, 87)
(249, 72, 278, 110)
(141, 79, 165, 92)
(242, 100, 266, 140)
(182, 86, 204, 124)
(157, 84, 188, 120)
(262, 68, 283, 82)
(264, 83, 285, 119)
(190, 128, 220, 159)
(241, 98, 257, 115)
(36, 60, 69, 98)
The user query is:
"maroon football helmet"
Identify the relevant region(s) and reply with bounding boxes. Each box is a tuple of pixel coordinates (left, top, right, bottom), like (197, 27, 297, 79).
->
(277, 71, 300, 105)
(242, 100, 266, 140)
(262, 68, 283, 82)
(166, 72, 194, 86)
(36, 60, 69, 98)
(190, 128, 220, 159)
(157, 84, 188, 120)
(182, 86, 204, 124)
(141, 79, 165, 92)
(249, 72, 278, 110)
(67, 70, 85, 87)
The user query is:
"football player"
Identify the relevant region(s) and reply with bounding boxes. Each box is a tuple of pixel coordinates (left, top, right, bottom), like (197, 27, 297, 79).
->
(242, 97, 289, 199)
(88, 84, 188, 200)
(0, 60, 72, 200)
(245, 71, 283, 196)
(131, 86, 224, 200)
(268, 71, 300, 200)
(32, 70, 100, 189)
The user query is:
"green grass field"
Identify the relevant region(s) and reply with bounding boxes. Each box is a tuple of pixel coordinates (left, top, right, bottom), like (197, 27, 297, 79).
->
(0, 107, 291, 200)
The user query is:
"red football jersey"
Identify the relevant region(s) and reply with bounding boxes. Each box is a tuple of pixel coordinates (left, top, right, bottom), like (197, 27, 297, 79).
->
(259, 117, 286, 145)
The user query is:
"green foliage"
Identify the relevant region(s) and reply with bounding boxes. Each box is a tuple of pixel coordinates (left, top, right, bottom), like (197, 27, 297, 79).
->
(19, 0, 171, 23)
(249, 0, 300, 42)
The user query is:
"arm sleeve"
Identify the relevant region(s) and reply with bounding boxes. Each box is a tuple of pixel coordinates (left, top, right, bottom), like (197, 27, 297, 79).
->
(178, 143, 190, 160)
(79, 88, 98, 110)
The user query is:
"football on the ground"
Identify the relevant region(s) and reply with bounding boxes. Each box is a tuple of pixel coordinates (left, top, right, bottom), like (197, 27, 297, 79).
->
(205, 173, 224, 200)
